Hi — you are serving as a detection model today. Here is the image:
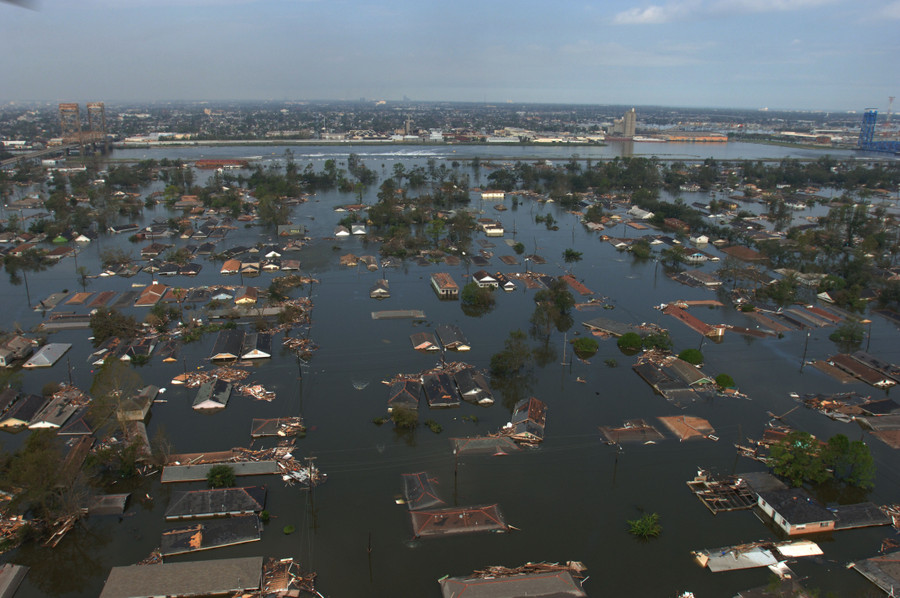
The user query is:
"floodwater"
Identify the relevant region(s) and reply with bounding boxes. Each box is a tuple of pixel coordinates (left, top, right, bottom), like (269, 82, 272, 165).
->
(1, 143, 899, 598)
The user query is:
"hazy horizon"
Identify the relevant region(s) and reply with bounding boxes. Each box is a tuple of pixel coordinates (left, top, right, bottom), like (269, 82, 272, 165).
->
(1, 0, 898, 113)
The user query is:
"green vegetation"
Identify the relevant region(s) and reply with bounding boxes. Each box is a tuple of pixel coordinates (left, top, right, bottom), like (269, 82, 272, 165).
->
(424, 419, 443, 433)
(572, 337, 599, 358)
(604, 358, 618, 368)
(627, 512, 662, 539)
(617, 332, 643, 352)
(89, 308, 141, 346)
(283, 525, 296, 535)
(563, 248, 583, 264)
(829, 319, 864, 352)
(260, 510, 270, 523)
(490, 330, 533, 378)
(461, 281, 496, 316)
(715, 373, 735, 389)
(769, 431, 874, 488)
(513, 242, 525, 255)
(677, 349, 704, 365)
(391, 406, 418, 429)
(206, 464, 236, 489)
(630, 239, 652, 259)
(642, 331, 673, 352)
(530, 278, 575, 337)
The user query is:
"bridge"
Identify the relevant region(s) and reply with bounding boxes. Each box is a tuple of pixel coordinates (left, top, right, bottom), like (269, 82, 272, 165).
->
(0, 144, 78, 170)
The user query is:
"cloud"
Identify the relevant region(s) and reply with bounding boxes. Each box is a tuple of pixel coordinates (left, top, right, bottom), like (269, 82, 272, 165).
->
(612, 0, 839, 24)
(612, 2, 695, 24)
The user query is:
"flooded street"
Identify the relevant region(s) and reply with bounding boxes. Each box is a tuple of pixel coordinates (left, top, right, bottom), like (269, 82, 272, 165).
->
(2, 142, 898, 598)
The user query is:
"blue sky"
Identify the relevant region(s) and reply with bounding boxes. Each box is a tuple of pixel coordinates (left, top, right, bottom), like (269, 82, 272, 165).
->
(1, 0, 898, 111)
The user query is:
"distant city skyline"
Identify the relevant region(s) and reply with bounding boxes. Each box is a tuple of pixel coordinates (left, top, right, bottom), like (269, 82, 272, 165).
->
(1, 0, 897, 112)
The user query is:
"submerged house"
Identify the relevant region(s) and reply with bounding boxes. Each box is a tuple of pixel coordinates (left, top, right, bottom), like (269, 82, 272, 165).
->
(453, 368, 494, 406)
(436, 324, 470, 351)
(369, 279, 390, 299)
(164, 486, 266, 520)
(22, 343, 71, 369)
(472, 270, 499, 289)
(431, 273, 459, 300)
(757, 489, 836, 536)
(241, 332, 272, 360)
(423, 373, 461, 408)
(388, 380, 422, 412)
(508, 397, 548, 444)
(117, 386, 159, 422)
(192, 379, 232, 411)
(210, 330, 244, 361)
(410, 332, 440, 352)
(0, 335, 36, 367)
(0, 394, 49, 428)
(28, 396, 78, 429)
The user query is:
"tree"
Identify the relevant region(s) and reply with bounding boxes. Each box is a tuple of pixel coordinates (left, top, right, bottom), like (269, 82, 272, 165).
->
(391, 406, 418, 429)
(513, 242, 525, 255)
(769, 431, 829, 487)
(461, 282, 496, 316)
(617, 332, 643, 352)
(89, 308, 141, 346)
(572, 337, 599, 358)
(563, 248, 583, 264)
(490, 330, 532, 378)
(678, 349, 704, 365)
(823, 434, 875, 489)
(829, 319, 864, 352)
(207, 464, 236, 488)
(715, 373, 735, 389)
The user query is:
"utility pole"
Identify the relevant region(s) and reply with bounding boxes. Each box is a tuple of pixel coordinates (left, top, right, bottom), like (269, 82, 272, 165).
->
(800, 331, 811, 372)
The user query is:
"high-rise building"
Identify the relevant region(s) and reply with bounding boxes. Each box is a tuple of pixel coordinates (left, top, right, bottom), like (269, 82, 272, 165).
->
(610, 108, 637, 138)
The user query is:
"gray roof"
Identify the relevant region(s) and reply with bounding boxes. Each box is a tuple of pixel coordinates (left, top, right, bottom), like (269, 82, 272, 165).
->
(0, 394, 48, 426)
(0, 564, 29, 598)
(853, 550, 900, 595)
(210, 329, 243, 360)
(192, 379, 232, 410)
(99, 556, 263, 598)
(582, 316, 643, 337)
(440, 571, 586, 598)
(165, 486, 266, 519)
(22, 343, 71, 368)
(161, 461, 280, 483)
(758, 489, 835, 525)
(160, 515, 261, 556)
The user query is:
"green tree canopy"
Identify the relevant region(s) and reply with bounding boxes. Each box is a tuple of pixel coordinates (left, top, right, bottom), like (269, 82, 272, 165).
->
(207, 464, 236, 489)
(678, 349, 704, 365)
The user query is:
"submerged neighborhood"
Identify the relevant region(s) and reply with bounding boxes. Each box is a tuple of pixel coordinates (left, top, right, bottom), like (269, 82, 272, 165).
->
(0, 101, 898, 597)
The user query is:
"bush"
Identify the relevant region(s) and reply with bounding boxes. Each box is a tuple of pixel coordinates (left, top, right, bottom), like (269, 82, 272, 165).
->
(642, 332, 673, 352)
(628, 512, 662, 539)
(283, 525, 296, 535)
(604, 359, 618, 368)
(678, 349, 704, 365)
(572, 337, 599, 358)
(260, 510, 270, 523)
(206, 464, 236, 489)
(424, 419, 443, 433)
